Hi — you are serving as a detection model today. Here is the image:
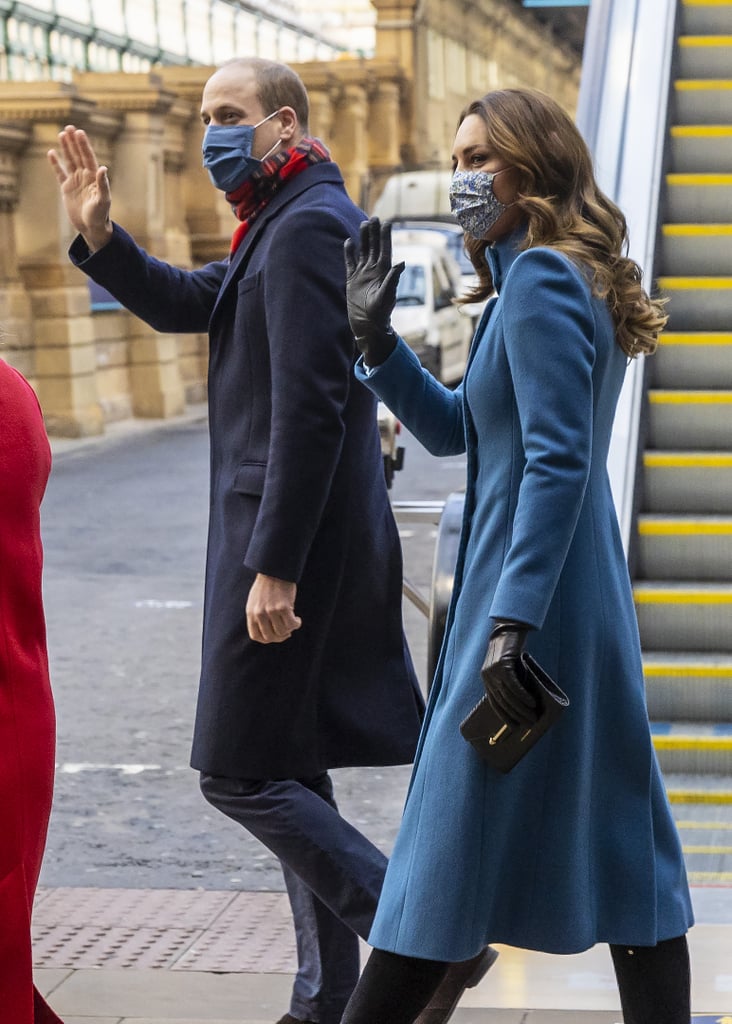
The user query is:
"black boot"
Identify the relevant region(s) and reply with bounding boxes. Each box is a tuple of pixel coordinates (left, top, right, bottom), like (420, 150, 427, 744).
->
(414, 946, 499, 1023)
(609, 934, 691, 1024)
(340, 948, 449, 1024)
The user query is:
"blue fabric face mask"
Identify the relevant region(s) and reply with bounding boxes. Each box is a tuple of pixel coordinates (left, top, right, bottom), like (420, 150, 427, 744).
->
(202, 110, 281, 193)
(449, 168, 511, 239)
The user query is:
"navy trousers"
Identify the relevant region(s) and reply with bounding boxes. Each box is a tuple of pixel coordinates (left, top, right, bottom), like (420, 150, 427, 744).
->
(200, 772, 388, 1024)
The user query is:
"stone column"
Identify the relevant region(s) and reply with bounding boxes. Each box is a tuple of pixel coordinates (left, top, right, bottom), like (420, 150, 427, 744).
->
(293, 63, 340, 154)
(366, 62, 408, 209)
(0, 123, 34, 382)
(326, 67, 370, 207)
(73, 72, 186, 420)
(159, 65, 232, 267)
(307, 85, 336, 149)
(163, 91, 210, 403)
(372, 0, 419, 70)
(2, 83, 107, 436)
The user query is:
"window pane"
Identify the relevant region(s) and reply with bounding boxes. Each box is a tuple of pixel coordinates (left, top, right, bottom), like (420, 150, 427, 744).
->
(120, 0, 158, 47)
(211, 1, 235, 63)
(184, 0, 212, 63)
(90, 0, 126, 36)
(396, 266, 426, 307)
(55, 0, 92, 21)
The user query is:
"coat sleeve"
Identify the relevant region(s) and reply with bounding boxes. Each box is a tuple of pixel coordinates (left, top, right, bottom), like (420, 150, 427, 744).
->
(69, 224, 225, 333)
(242, 206, 364, 582)
(354, 338, 467, 457)
(489, 247, 597, 629)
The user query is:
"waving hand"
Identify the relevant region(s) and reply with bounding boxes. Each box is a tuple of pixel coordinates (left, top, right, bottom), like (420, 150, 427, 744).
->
(344, 217, 404, 367)
(47, 125, 113, 252)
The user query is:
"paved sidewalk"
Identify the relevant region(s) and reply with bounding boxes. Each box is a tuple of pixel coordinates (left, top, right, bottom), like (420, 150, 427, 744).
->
(33, 886, 732, 1024)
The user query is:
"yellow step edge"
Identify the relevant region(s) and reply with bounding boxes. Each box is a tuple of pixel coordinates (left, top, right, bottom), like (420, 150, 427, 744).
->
(671, 124, 732, 137)
(658, 276, 732, 288)
(684, 0, 732, 6)
(677, 820, 732, 829)
(644, 663, 732, 677)
(644, 453, 732, 467)
(653, 736, 732, 750)
(649, 390, 732, 402)
(638, 518, 732, 534)
(688, 871, 732, 882)
(660, 332, 732, 344)
(667, 789, 732, 805)
(635, 589, 732, 604)
(671, 125, 732, 137)
(675, 79, 732, 90)
(667, 172, 732, 184)
(683, 844, 732, 854)
(662, 223, 732, 235)
(679, 34, 732, 45)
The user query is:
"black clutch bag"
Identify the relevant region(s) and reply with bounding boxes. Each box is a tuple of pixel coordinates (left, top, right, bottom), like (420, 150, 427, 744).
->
(459, 652, 569, 773)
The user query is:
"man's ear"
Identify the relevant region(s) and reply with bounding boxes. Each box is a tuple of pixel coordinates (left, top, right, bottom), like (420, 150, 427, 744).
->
(278, 106, 299, 142)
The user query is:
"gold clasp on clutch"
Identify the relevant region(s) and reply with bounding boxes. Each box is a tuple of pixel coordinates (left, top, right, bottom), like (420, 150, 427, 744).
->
(488, 724, 509, 745)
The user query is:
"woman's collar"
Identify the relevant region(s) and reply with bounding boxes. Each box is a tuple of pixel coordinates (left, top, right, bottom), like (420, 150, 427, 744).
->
(484, 223, 528, 292)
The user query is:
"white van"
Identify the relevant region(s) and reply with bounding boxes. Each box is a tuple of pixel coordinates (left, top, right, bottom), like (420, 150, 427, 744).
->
(390, 237, 473, 385)
(373, 170, 454, 221)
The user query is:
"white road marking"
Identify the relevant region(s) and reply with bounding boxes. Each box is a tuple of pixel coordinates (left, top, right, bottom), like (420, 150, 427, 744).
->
(134, 599, 193, 609)
(58, 763, 162, 775)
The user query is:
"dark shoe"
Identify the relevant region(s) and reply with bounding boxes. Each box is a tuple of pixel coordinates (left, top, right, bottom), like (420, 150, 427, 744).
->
(413, 945, 499, 1024)
(275, 1016, 317, 1024)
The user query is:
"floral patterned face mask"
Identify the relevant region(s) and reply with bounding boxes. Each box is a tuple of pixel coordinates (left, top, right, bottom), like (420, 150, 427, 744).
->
(448, 168, 512, 239)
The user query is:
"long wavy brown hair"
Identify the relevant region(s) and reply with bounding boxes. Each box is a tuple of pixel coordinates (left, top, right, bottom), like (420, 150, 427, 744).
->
(457, 88, 665, 357)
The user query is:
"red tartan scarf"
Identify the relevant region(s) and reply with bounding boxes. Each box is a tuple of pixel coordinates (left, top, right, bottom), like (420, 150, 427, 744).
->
(227, 136, 331, 256)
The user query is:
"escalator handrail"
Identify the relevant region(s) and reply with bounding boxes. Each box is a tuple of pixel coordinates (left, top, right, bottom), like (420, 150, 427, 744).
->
(575, 0, 677, 551)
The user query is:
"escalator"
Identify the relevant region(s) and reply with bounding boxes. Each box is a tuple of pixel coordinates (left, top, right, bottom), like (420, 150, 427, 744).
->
(571, 0, 732, 885)
(630, 0, 732, 883)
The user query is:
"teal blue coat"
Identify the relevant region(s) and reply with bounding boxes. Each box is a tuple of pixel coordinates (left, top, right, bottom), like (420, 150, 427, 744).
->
(356, 231, 693, 957)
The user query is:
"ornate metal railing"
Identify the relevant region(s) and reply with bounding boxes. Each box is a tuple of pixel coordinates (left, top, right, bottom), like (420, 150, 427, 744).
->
(0, 0, 345, 80)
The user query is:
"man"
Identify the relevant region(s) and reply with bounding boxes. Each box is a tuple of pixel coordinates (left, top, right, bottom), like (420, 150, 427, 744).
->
(48, 58, 424, 1024)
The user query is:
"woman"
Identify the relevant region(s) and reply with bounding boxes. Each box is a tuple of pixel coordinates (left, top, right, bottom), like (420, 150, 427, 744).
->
(341, 89, 693, 1024)
(0, 358, 64, 1022)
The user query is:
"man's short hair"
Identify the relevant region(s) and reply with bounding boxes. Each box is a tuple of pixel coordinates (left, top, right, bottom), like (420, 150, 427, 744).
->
(224, 57, 310, 133)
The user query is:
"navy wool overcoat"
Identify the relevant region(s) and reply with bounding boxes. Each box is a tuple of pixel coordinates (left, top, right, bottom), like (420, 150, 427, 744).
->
(70, 162, 423, 779)
(356, 230, 693, 957)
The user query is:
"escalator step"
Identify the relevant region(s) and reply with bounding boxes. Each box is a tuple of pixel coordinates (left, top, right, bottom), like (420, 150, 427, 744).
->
(635, 582, 732, 649)
(652, 726, 732, 773)
(647, 390, 732, 448)
(642, 452, 732, 512)
(637, 517, 732, 578)
(653, 332, 732, 389)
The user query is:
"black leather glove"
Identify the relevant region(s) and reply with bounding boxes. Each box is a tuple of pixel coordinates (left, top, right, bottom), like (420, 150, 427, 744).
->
(344, 217, 403, 367)
(480, 620, 539, 727)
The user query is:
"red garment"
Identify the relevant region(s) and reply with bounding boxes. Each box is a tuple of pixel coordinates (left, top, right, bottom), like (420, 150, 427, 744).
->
(0, 361, 62, 1023)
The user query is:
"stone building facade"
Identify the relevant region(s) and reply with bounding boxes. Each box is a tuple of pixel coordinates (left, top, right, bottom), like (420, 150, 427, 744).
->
(0, 0, 580, 436)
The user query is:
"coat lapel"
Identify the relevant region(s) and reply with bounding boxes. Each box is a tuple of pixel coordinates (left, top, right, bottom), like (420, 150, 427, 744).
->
(209, 163, 347, 322)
